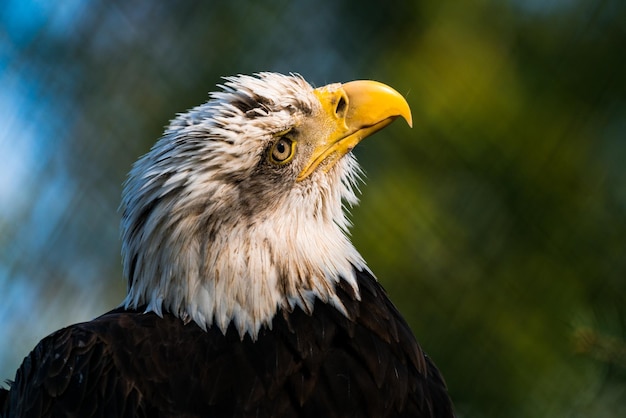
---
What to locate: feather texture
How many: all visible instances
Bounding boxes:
[2,269,452,418]
[120,73,365,339]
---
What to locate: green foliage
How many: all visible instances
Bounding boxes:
[352,0,626,415]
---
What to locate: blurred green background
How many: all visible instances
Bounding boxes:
[1,1,625,416]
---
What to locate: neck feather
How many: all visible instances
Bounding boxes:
[121,158,368,339]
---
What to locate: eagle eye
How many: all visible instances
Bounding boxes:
[269,137,296,165]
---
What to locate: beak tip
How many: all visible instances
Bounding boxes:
[396,103,412,129]
[404,112,413,128]
[399,93,413,128]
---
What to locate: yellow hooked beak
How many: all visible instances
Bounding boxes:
[297,80,412,181]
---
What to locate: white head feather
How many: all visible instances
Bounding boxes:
[120,73,366,339]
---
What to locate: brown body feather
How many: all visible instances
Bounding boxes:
[2,269,452,418]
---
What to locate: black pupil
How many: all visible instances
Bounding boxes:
[277,141,286,154]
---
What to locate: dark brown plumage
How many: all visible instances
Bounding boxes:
[2,270,452,418]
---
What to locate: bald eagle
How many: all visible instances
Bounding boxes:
[1,73,453,417]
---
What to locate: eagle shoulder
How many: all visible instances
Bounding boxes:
[2,312,149,418]
[291,268,453,417]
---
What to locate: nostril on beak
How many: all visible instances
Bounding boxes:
[335,94,347,118]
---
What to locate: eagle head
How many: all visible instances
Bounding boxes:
[120,73,411,338]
